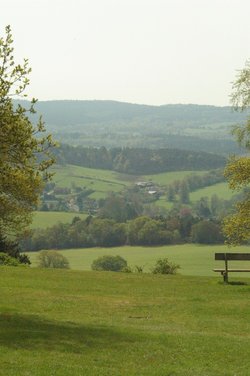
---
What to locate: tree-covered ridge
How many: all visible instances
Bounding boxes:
[17,100,247,127]
[16,100,247,153]
[55,145,226,174]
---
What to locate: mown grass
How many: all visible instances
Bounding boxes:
[31,211,87,229]
[27,244,250,277]
[0,267,249,375]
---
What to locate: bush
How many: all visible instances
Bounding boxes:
[0,252,21,266]
[38,250,70,269]
[134,265,144,273]
[91,255,127,272]
[151,258,180,275]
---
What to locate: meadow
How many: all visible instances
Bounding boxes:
[51,164,131,196]
[143,170,208,186]
[0,267,249,376]
[27,244,250,277]
[190,182,234,201]
[31,211,87,229]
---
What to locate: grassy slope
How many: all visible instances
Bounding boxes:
[0,267,250,376]
[143,170,208,185]
[27,244,250,277]
[190,182,235,201]
[31,211,87,229]
[51,164,130,192]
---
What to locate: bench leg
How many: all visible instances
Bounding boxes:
[222,271,228,283]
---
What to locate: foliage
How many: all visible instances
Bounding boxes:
[38,250,69,269]
[91,255,127,272]
[223,59,250,245]
[55,144,226,175]
[0,252,21,266]
[22,210,229,251]
[134,265,144,273]
[0,234,30,264]
[191,220,224,244]
[0,26,55,238]
[151,258,180,275]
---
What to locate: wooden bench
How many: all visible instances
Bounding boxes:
[213,253,250,283]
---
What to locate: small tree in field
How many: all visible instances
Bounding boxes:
[91,255,127,272]
[38,250,70,269]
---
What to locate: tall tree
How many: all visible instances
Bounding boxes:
[223,59,250,245]
[0,26,55,238]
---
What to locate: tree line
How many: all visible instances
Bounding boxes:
[21,212,225,252]
[54,145,226,175]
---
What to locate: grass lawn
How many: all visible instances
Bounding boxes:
[27,244,250,277]
[0,267,249,375]
[31,211,87,229]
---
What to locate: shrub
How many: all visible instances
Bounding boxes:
[91,255,127,272]
[0,252,21,266]
[38,250,70,269]
[134,265,144,273]
[122,265,133,273]
[151,258,180,275]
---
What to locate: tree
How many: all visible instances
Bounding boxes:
[223,59,250,245]
[91,255,127,272]
[38,250,70,269]
[0,26,55,239]
[191,220,224,244]
[179,181,190,204]
[0,234,30,264]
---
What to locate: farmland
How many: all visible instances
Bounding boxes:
[31,211,87,229]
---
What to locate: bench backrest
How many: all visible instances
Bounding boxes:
[215,253,250,261]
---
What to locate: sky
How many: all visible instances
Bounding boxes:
[2,0,250,106]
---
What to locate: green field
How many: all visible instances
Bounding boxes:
[31,211,87,229]
[0,267,249,375]
[27,244,250,277]
[190,182,235,201]
[51,164,131,193]
[143,170,207,186]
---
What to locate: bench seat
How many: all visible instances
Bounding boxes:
[213,269,250,273]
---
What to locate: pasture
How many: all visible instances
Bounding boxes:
[190,182,235,201]
[27,244,250,277]
[143,170,208,186]
[51,164,130,192]
[0,267,249,375]
[31,211,87,229]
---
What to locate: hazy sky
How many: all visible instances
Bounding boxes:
[2,0,250,105]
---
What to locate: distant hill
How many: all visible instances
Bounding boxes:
[17,100,248,153]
